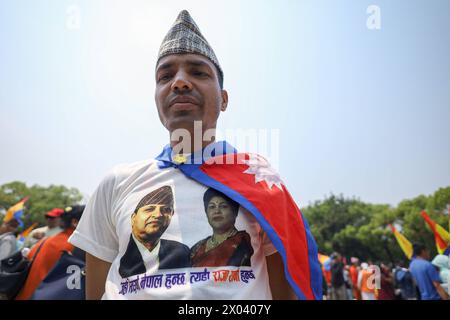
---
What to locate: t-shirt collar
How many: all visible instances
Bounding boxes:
[155,140,237,169]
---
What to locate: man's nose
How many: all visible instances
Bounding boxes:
[150,207,163,219]
[171,72,193,93]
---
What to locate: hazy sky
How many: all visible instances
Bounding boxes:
[1,0,449,207]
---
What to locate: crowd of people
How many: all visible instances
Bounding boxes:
[322,246,449,300]
[1,205,449,300]
[0,205,85,300]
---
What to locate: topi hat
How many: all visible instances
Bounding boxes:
[157,10,223,85]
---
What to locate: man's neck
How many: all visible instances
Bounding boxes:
[170,129,216,154]
[142,239,160,252]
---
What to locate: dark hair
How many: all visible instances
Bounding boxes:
[203,188,239,215]
[134,186,174,213]
[413,243,426,256]
[5,219,19,228]
[61,205,85,229]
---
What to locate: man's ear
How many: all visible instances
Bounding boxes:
[220,90,228,112]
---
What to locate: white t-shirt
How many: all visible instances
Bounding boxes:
[68,158,277,300]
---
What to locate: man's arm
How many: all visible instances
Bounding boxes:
[86,253,112,300]
[266,252,297,300]
[433,281,449,300]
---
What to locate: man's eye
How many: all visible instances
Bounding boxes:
[158,74,172,82]
[161,207,173,214]
[146,206,156,211]
[193,71,207,77]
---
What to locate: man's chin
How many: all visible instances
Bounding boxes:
[166,115,203,130]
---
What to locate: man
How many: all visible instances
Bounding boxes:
[69,10,320,300]
[16,205,85,300]
[23,208,64,249]
[119,186,190,277]
[394,262,418,300]
[329,253,347,300]
[358,262,376,300]
[0,218,20,260]
[349,257,361,300]
[409,243,449,300]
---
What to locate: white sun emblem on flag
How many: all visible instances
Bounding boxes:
[243,154,283,190]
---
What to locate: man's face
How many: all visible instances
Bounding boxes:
[154,53,228,133]
[46,216,60,229]
[0,221,19,234]
[206,196,236,233]
[131,204,174,244]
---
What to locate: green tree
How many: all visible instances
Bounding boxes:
[302,186,450,265]
[0,181,83,230]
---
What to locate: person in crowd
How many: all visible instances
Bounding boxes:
[409,243,448,300]
[377,263,396,300]
[358,262,376,300]
[15,205,85,300]
[22,208,64,249]
[349,257,361,300]
[343,264,354,299]
[431,254,449,294]
[394,262,418,300]
[330,253,348,300]
[0,218,20,260]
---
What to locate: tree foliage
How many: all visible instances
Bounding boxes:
[302,187,450,265]
[0,181,83,230]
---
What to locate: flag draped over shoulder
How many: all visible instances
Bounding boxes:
[420,211,450,255]
[388,224,413,259]
[3,197,28,228]
[178,152,322,300]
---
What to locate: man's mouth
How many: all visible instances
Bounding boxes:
[145,220,161,227]
[168,95,199,110]
[171,102,197,112]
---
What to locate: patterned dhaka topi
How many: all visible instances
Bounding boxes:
[156,10,223,84]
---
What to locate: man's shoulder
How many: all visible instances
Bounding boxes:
[0,232,16,242]
[410,258,429,269]
[100,158,158,186]
[161,239,190,252]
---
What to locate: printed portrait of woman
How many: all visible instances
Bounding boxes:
[190,188,254,267]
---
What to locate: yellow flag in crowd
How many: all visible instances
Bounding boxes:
[389,224,413,259]
[3,197,28,227]
[420,211,450,255]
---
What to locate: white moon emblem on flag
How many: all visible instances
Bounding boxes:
[242,154,283,190]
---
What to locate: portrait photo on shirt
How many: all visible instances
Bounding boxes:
[118,185,255,278]
[190,188,254,267]
[119,185,191,278]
